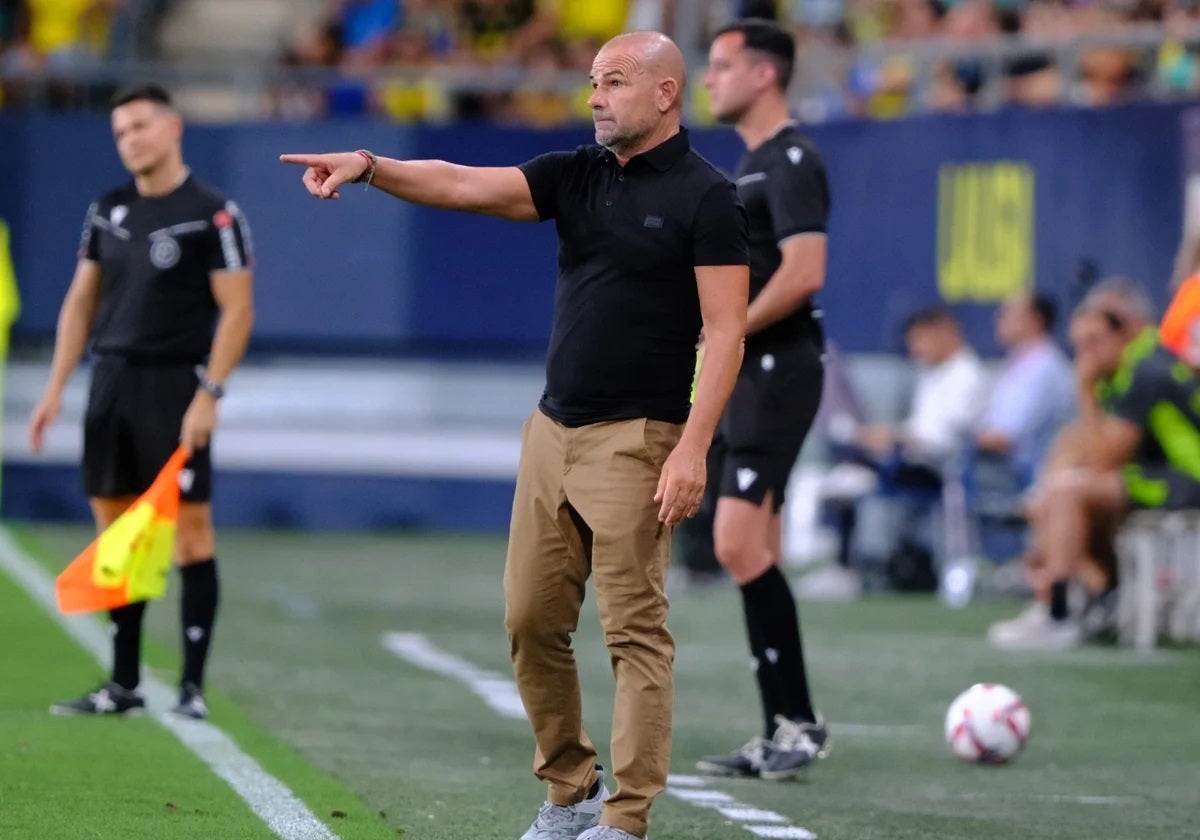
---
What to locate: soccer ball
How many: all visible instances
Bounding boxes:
[944,683,1031,764]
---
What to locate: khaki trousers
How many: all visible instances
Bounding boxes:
[504,408,683,838]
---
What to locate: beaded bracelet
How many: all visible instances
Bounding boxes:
[352,149,377,188]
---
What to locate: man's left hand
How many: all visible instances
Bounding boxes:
[654,438,707,525]
[181,392,218,451]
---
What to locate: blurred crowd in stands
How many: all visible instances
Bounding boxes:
[3,0,1200,122]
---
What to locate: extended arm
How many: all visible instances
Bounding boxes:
[280,151,540,222]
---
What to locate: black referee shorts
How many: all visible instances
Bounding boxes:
[83,356,212,503]
[706,338,824,514]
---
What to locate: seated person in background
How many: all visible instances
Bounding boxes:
[824,306,987,583]
[857,306,987,478]
[973,290,1074,492]
[990,287,1200,650]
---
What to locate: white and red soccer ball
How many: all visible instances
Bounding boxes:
[944,683,1031,764]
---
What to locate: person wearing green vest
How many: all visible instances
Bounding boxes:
[992,285,1200,651]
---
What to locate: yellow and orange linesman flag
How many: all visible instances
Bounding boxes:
[56,446,190,614]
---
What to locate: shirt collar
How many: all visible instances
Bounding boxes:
[623,127,691,172]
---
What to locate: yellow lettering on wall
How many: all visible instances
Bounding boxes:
[937,162,1034,302]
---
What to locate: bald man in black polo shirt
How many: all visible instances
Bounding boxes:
[283,31,748,840]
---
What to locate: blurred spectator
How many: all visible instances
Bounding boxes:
[822,306,987,588]
[1157,1,1199,96]
[869,306,987,468]
[336,0,401,69]
[934,0,1000,111]
[106,0,173,60]
[543,0,630,46]
[499,37,573,126]
[988,276,1200,651]
[274,20,346,120]
[7,0,122,71]
[855,0,947,118]
[457,0,543,62]
[377,26,452,123]
[1075,6,1140,105]
[975,291,1075,487]
[1000,2,1065,109]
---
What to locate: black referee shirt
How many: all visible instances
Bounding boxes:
[733,123,829,353]
[80,175,253,363]
[520,128,749,427]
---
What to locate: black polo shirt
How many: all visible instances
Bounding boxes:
[733,123,829,353]
[519,128,748,427]
[79,175,253,363]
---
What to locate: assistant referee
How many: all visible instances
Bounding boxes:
[30,84,254,720]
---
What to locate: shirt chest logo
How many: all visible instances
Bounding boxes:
[149,235,181,269]
[144,220,208,269]
[110,205,128,226]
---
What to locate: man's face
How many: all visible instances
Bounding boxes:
[111,99,180,177]
[905,323,940,365]
[587,44,660,153]
[995,292,1035,348]
[1070,310,1126,378]
[704,31,763,124]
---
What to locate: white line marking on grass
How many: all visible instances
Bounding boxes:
[664,774,708,787]
[383,631,820,839]
[743,827,818,839]
[381,631,527,720]
[0,527,340,840]
[717,807,787,822]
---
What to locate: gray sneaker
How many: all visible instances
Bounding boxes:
[759,716,821,781]
[696,735,771,777]
[520,767,610,840]
[170,682,208,720]
[577,827,644,840]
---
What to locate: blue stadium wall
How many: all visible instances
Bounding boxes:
[0,103,1190,530]
[1,102,1189,355]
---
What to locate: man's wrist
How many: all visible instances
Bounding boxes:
[194,366,225,400]
[352,149,377,186]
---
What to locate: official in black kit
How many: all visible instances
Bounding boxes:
[29,84,254,720]
[696,18,833,781]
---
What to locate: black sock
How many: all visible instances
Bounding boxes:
[586,777,600,799]
[741,565,816,734]
[1049,580,1069,621]
[740,573,782,738]
[180,558,219,689]
[109,601,147,691]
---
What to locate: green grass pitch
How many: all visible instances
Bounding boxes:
[3,523,1198,840]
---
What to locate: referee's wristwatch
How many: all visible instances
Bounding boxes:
[194,366,226,400]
